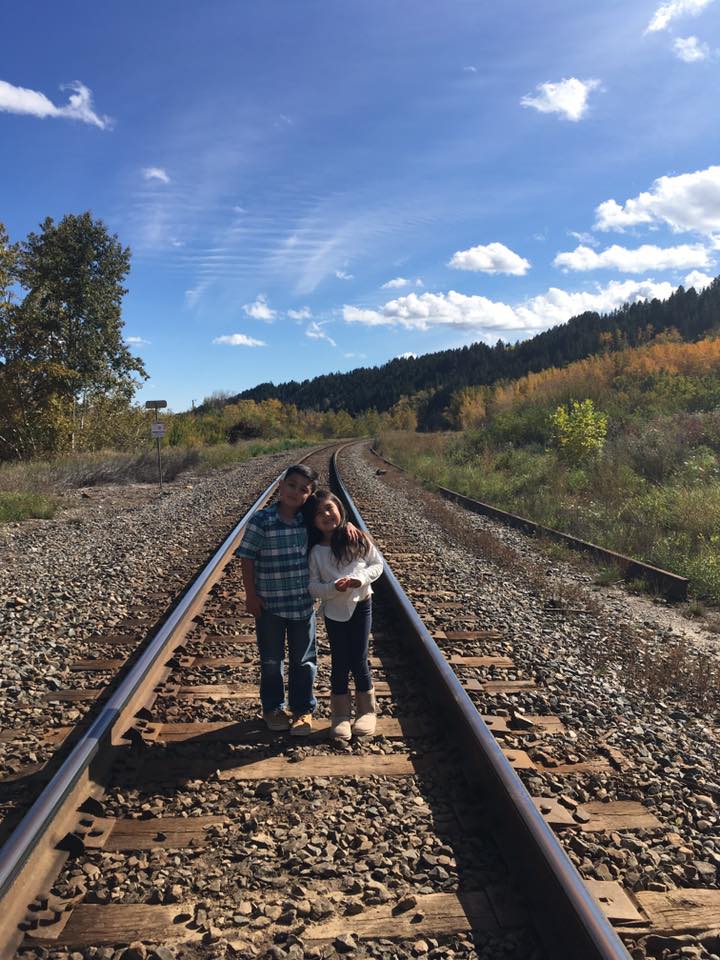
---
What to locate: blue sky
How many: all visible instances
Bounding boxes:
[2,0,720,411]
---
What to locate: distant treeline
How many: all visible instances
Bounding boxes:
[234,279,720,429]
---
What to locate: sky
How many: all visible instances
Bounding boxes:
[2,0,720,411]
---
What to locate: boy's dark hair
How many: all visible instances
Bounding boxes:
[284,464,318,491]
[310,489,371,564]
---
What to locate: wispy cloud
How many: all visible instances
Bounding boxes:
[568,230,599,247]
[382,277,424,289]
[305,320,337,347]
[125,335,151,345]
[0,79,111,129]
[185,281,212,309]
[212,333,266,347]
[243,294,276,321]
[594,164,720,234]
[554,242,711,273]
[673,35,710,61]
[521,78,600,122]
[143,167,171,184]
[463,66,478,73]
[449,242,531,275]
[343,279,676,334]
[335,269,354,280]
[288,306,312,320]
[645,0,715,33]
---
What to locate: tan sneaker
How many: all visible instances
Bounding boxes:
[264,708,290,732]
[290,712,313,736]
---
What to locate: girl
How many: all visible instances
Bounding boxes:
[308,490,383,740]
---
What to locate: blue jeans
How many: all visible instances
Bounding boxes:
[255,610,317,715]
[325,599,373,695]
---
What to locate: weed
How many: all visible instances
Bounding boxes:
[594,565,621,587]
[684,599,706,619]
[0,492,57,523]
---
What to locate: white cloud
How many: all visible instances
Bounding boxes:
[520,77,600,122]
[243,294,276,322]
[0,79,111,129]
[288,307,312,320]
[646,0,714,33]
[449,242,531,275]
[305,321,337,347]
[335,270,354,280]
[397,352,417,359]
[673,35,710,61]
[554,242,711,273]
[125,336,151,346]
[684,269,714,289]
[143,167,170,184]
[212,333,266,347]
[463,66,478,73]
[343,279,676,334]
[595,165,720,235]
[382,277,424,289]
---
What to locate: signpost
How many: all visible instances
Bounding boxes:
[145,400,167,492]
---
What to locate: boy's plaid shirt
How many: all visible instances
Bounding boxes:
[236,503,313,619]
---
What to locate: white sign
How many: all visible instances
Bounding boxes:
[150,422,166,438]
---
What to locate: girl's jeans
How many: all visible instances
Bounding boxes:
[255,610,317,715]
[325,599,373,695]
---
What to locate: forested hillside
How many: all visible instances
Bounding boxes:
[236,279,720,428]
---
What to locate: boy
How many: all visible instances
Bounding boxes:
[237,464,318,735]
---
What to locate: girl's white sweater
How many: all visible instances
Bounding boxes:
[308,542,383,622]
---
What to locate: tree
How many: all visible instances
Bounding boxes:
[550,399,608,465]
[0,213,147,457]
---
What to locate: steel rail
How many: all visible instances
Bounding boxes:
[369,445,688,601]
[0,471,284,934]
[332,445,631,960]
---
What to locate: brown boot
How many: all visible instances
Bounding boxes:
[330,693,352,740]
[352,688,376,738]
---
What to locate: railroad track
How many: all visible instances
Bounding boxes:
[0,443,716,959]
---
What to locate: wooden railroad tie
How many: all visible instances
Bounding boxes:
[28,880,717,948]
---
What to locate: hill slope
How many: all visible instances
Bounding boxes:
[235,279,720,428]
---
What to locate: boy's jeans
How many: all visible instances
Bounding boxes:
[255,610,317,715]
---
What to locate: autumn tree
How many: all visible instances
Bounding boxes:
[550,399,608,465]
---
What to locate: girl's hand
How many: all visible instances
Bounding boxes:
[335,577,362,591]
[346,522,362,543]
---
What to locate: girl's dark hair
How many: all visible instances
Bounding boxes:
[310,489,371,564]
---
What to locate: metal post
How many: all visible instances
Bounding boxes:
[154,408,163,493]
[145,400,167,493]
